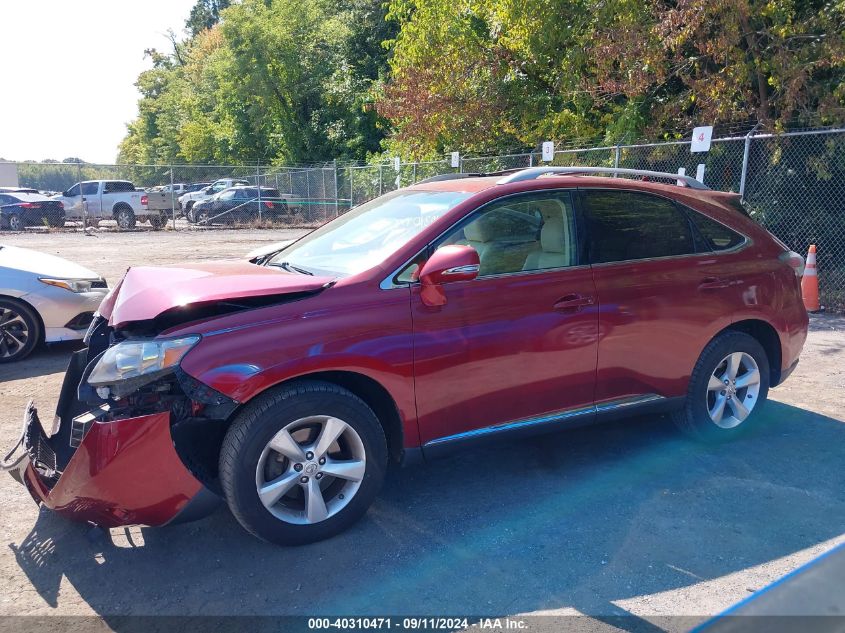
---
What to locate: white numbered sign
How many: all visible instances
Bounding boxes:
[691,126,713,153]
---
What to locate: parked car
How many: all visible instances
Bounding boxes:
[5,167,808,545]
[179,178,250,215]
[0,245,108,362]
[0,187,40,194]
[0,192,65,231]
[53,180,171,230]
[190,186,297,224]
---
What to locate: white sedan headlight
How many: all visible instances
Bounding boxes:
[39,277,104,293]
[88,336,200,398]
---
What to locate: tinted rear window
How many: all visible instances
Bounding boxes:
[584,190,696,264]
[104,181,135,193]
[688,210,745,251]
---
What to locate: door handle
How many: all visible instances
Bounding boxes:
[698,277,732,290]
[553,294,595,311]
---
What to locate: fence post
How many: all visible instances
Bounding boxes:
[256,162,262,223]
[528,152,533,168]
[333,159,339,217]
[170,164,176,229]
[77,161,87,231]
[348,166,354,209]
[378,164,383,195]
[412,162,417,184]
[305,169,311,220]
[739,124,760,199]
[614,145,621,173]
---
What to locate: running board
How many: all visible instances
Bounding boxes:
[422,394,676,458]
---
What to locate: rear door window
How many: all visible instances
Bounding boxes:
[583,190,696,264]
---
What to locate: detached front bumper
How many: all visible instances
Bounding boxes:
[5,349,221,528]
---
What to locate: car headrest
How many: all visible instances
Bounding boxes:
[540,215,566,253]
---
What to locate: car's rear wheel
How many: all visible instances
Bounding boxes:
[0,298,41,363]
[149,215,164,230]
[672,331,769,443]
[219,381,388,545]
[114,206,136,230]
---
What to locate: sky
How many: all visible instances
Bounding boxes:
[0,0,197,164]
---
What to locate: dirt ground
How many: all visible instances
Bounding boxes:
[0,228,843,628]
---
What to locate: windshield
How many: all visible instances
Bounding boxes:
[268,189,471,276]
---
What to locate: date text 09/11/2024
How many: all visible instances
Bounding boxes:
[307,618,527,630]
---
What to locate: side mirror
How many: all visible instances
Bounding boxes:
[62,190,69,197]
[418,245,480,307]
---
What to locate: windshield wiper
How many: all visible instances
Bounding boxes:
[272,261,314,276]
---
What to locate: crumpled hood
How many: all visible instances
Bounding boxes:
[100,260,334,327]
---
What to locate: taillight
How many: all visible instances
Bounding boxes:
[264,201,273,209]
[779,250,805,278]
[141,194,148,206]
[57,201,64,210]
[19,202,39,209]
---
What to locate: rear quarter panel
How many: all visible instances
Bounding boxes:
[673,189,809,372]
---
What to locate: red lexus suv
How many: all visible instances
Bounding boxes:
[5,167,808,545]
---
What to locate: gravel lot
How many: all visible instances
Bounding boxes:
[1,229,844,628]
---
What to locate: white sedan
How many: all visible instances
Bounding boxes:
[0,245,108,362]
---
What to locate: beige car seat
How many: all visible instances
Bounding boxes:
[523,200,574,270]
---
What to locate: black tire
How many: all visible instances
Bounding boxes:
[195,208,210,225]
[8,214,23,231]
[672,331,770,443]
[219,380,388,545]
[0,298,41,363]
[46,213,65,228]
[149,215,164,230]
[114,206,136,230]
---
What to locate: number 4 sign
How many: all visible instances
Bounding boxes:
[691,126,713,153]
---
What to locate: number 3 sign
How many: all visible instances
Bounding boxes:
[691,126,713,153]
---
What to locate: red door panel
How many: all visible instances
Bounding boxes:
[591,255,737,403]
[411,268,598,444]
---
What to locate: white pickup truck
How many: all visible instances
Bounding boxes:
[54,180,172,230]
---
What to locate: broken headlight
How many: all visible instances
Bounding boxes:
[87,336,200,399]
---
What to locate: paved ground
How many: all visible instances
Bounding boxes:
[0,229,844,629]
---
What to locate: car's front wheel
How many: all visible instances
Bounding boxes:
[220,381,388,545]
[672,331,770,443]
[0,298,41,363]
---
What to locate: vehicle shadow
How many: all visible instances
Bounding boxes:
[0,342,80,383]
[8,400,845,627]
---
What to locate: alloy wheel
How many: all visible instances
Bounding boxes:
[706,351,761,429]
[8,215,22,231]
[255,415,366,525]
[0,307,30,359]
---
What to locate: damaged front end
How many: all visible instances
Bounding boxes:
[4,315,237,528]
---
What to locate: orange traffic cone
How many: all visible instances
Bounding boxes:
[801,244,821,312]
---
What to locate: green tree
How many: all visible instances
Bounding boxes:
[378,0,845,157]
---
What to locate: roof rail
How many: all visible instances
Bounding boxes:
[414,173,483,185]
[496,166,710,190]
[414,167,525,186]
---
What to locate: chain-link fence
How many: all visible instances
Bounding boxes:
[3,126,844,309]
